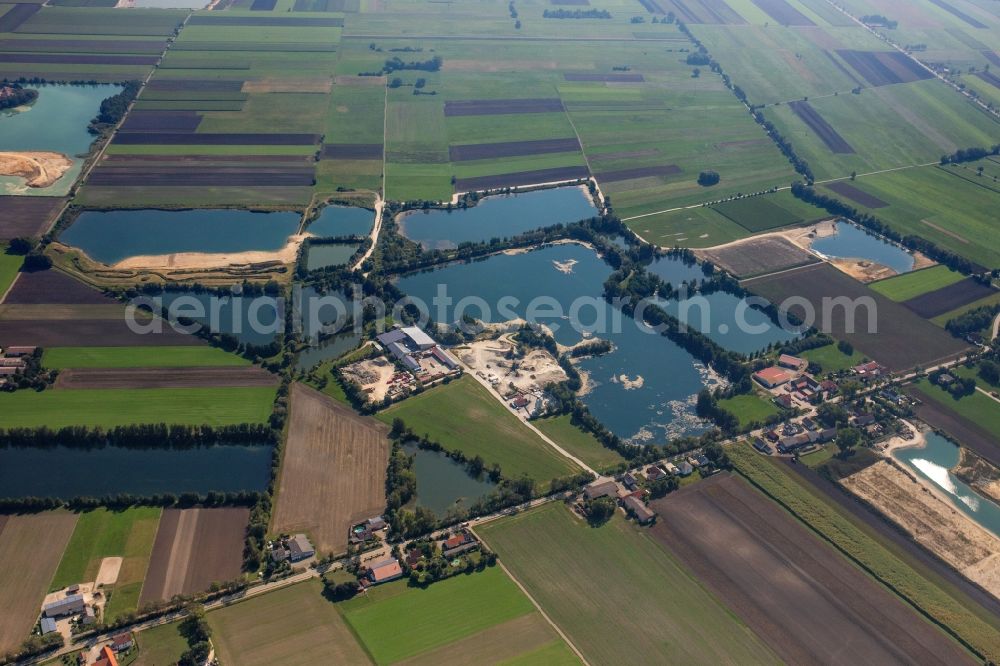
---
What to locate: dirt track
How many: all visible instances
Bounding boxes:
[271,383,389,555]
[139,507,248,606]
[55,366,278,389]
[650,473,974,665]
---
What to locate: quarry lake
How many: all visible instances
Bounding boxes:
[60,209,302,264]
[811,221,914,275]
[309,205,375,238]
[0,83,120,196]
[403,442,497,517]
[397,186,598,250]
[396,243,720,443]
[306,243,358,271]
[0,444,272,499]
[893,433,1000,538]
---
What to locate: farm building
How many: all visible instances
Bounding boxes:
[583,478,620,500]
[288,534,315,562]
[753,366,791,388]
[40,617,57,635]
[376,326,461,378]
[368,558,403,585]
[623,496,655,524]
[778,354,807,372]
[42,593,85,618]
[3,346,36,357]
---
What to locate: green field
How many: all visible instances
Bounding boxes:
[625,206,750,248]
[378,376,580,487]
[134,621,188,666]
[209,580,370,666]
[534,415,625,472]
[717,392,781,428]
[912,378,1000,440]
[50,507,161,621]
[801,342,865,373]
[729,444,1000,662]
[478,502,778,664]
[711,192,823,232]
[340,567,536,664]
[0,248,21,297]
[0,386,276,428]
[869,265,966,302]
[43,346,249,369]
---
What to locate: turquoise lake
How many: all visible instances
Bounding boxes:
[396,243,715,443]
[811,221,914,275]
[309,205,375,238]
[403,442,496,517]
[893,432,1000,538]
[397,186,598,250]
[306,243,359,271]
[0,83,120,196]
[0,444,272,499]
[60,209,302,265]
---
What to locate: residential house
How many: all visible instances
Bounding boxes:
[645,465,666,481]
[662,462,678,475]
[92,646,119,666]
[622,472,638,490]
[775,394,793,409]
[287,534,315,562]
[110,634,133,652]
[583,478,619,500]
[677,461,694,476]
[442,532,478,558]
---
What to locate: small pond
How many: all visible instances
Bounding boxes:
[309,205,375,238]
[811,221,914,275]
[403,442,497,517]
[296,330,363,369]
[0,444,272,499]
[60,209,302,265]
[646,254,705,287]
[893,432,1000,538]
[0,83,121,196]
[397,186,598,250]
[306,243,359,271]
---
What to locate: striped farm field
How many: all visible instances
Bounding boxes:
[869,265,966,302]
[43,346,249,369]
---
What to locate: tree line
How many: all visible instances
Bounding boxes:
[89,80,141,134]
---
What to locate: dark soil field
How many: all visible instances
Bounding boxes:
[321,143,383,159]
[0,38,167,53]
[902,278,996,318]
[0,53,158,65]
[701,235,817,278]
[595,164,680,182]
[454,166,589,192]
[984,52,1000,69]
[906,385,1000,466]
[825,181,889,208]
[744,263,971,371]
[444,98,565,116]
[250,0,277,9]
[102,154,311,165]
[113,132,321,145]
[650,473,975,665]
[563,73,644,82]
[976,71,1000,91]
[788,101,854,154]
[750,0,814,25]
[0,319,204,347]
[0,3,41,33]
[823,50,865,87]
[146,79,245,92]
[836,50,934,87]
[662,0,746,24]
[449,137,580,161]
[781,458,1000,620]
[139,507,249,605]
[926,0,987,28]
[4,269,111,305]
[0,197,64,240]
[119,110,202,133]
[187,15,343,26]
[55,366,278,389]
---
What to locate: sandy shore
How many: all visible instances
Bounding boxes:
[112,233,308,270]
[0,151,72,188]
[879,419,926,456]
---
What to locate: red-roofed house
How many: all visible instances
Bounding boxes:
[93,646,119,666]
[368,559,403,585]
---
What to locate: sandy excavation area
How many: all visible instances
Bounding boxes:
[111,233,308,270]
[95,556,122,587]
[454,336,566,394]
[0,151,72,188]
[842,460,1000,598]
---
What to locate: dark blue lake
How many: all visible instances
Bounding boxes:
[396,243,715,443]
[811,221,914,274]
[397,186,598,250]
[308,205,375,238]
[61,209,302,265]
[0,445,272,499]
[403,442,497,517]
